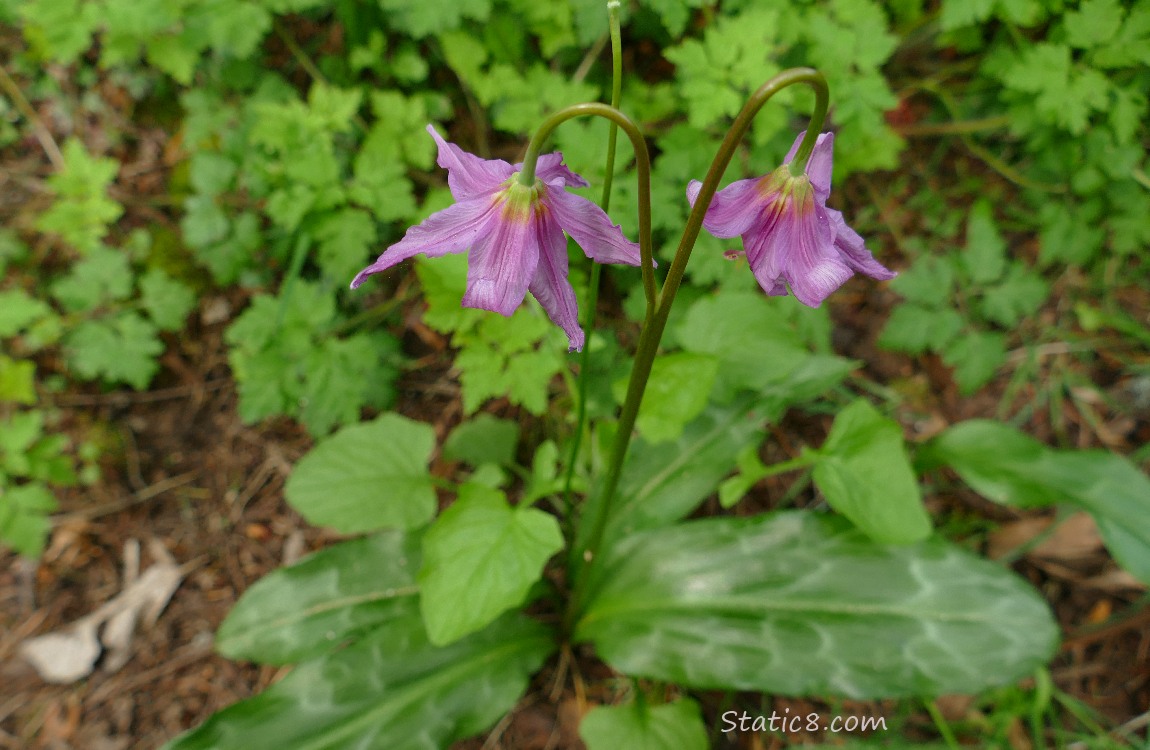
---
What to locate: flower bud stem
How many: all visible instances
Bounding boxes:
[561,0,625,529]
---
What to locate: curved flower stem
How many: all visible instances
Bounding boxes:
[518,104,656,314]
[565,68,830,632]
[561,0,624,527]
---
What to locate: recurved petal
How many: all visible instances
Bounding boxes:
[426,124,515,201]
[532,153,590,188]
[529,209,584,352]
[688,178,766,239]
[350,196,497,289]
[461,208,541,317]
[827,208,897,281]
[544,186,642,267]
[784,131,834,201]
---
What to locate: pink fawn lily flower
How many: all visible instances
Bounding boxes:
[352,125,642,351]
[686,131,895,306]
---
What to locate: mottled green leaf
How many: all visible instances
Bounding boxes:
[577,512,1058,698]
[217,532,422,665]
[574,401,765,563]
[165,613,554,750]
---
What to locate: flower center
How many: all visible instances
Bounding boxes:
[496,177,545,224]
[757,165,815,217]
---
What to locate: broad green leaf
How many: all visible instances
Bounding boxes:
[216,532,422,665]
[928,421,1150,584]
[419,485,562,645]
[576,512,1058,698]
[285,413,437,533]
[580,698,708,750]
[442,414,520,467]
[613,353,720,444]
[921,421,1053,508]
[165,613,554,750]
[812,400,931,544]
[573,401,765,563]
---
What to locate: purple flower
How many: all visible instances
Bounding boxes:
[352,125,642,351]
[687,131,894,306]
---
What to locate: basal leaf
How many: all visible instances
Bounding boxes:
[928,421,1150,583]
[165,613,554,750]
[573,400,765,566]
[285,413,437,533]
[216,531,422,665]
[576,512,1058,698]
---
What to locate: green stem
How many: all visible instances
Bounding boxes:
[565,68,830,632]
[561,0,624,526]
[517,104,656,314]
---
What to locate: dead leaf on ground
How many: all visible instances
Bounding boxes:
[987,512,1104,564]
[19,539,184,684]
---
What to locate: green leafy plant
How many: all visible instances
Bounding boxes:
[163,27,1075,744]
[880,200,1049,393]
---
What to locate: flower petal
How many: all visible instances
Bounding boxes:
[784,131,834,201]
[745,196,848,307]
[781,205,852,307]
[544,186,642,267]
[350,197,497,289]
[461,207,541,317]
[532,153,590,188]
[688,178,768,239]
[426,124,515,201]
[529,208,584,351]
[828,208,897,281]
